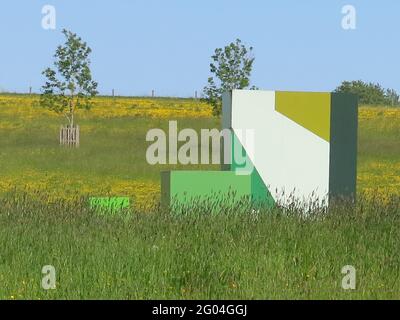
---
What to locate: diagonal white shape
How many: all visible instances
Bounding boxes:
[229,89,330,207]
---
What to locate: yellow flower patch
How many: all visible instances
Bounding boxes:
[0,95,213,120]
[0,170,160,210]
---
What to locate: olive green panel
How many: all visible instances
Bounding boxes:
[275,91,331,142]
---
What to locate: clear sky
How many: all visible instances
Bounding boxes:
[0,0,399,97]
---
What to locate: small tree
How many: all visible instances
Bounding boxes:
[40,29,98,128]
[203,39,256,116]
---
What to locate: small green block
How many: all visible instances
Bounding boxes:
[89,197,130,213]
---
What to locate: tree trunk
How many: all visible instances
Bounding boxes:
[70,90,75,128]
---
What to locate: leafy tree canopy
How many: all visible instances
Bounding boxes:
[203,39,257,116]
[335,80,399,106]
[39,29,98,127]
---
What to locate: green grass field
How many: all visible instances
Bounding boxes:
[0,95,399,299]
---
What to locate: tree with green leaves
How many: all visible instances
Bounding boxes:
[39,29,98,128]
[203,39,257,116]
[334,80,399,106]
[385,88,400,106]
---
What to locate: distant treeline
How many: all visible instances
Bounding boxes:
[335,80,400,106]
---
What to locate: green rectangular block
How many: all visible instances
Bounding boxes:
[329,93,358,201]
[89,197,130,213]
[161,171,253,207]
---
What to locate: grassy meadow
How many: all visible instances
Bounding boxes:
[0,94,399,299]
[0,94,218,208]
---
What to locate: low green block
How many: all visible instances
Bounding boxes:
[161,171,255,207]
[89,197,130,213]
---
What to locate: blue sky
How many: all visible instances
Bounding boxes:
[0,0,399,96]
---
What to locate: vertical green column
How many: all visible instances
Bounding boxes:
[329,93,358,201]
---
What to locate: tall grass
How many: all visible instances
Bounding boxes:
[0,96,399,299]
[0,192,399,300]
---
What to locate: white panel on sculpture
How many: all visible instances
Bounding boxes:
[229,89,330,207]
